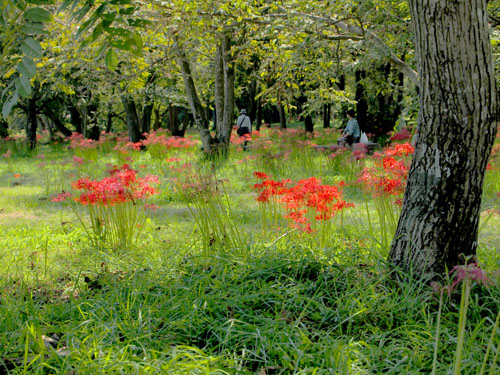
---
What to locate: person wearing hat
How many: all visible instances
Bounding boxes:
[338,109,360,146]
[236,109,252,136]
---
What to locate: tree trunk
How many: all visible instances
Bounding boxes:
[214,42,225,136]
[323,104,330,128]
[255,98,262,131]
[106,103,113,133]
[278,103,287,129]
[355,70,368,132]
[0,119,8,138]
[389,0,498,276]
[68,104,82,134]
[44,109,72,137]
[175,44,214,153]
[153,106,160,131]
[141,98,154,134]
[220,33,235,148]
[26,82,38,150]
[121,94,143,143]
[248,77,258,122]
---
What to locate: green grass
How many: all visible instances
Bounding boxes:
[0,129,499,374]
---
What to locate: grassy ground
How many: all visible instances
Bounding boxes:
[0,127,499,374]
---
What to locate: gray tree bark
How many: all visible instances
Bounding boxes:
[214,43,225,136]
[175,44,215,153]
[221,33,235,146]
[389,0,498,276]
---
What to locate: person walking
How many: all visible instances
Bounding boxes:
[236,109,252,136]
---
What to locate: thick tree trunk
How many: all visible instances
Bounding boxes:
[389,0,498,276]
[121,95,143,143]
[175,44,215,153]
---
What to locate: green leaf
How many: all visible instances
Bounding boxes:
[105,27,132,38]
[16,57,37,78]
[118,6,136,15]
[127,18,151,28]
[24,8,52,23]
[20,37,43,58]
[15,75,32,98]
[2,91,19,118]
[22,21,48,35]
[105,48,118,71]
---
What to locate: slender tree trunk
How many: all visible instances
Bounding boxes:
[256,98,262,131]
[389,0,498,276]
[0,119,8,138]
[355,70,368,132]
[214,43,225,137]
[248,78,258,122]
[141,98,153,134]
[106,103,113,133]
[26,82,39,149]
[323,104,331,128]
[121,94,143,143]
[278,103,287,129]
[153,106,160,131]
[175,44,214,153]
[221,33,235,147]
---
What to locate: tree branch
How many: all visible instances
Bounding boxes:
[269,8,419,86]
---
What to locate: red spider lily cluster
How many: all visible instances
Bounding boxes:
[67,132,97,150]
[358,142,414,198]
[384,142,415,157]
[51,164,159,206]
[142,131,198,149]
[253,172,353,232]
[390,128,412,141]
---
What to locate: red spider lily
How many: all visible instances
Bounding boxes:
[384,142,415,157]
[253,171,270,180]
[253,173,353,231]
[72,156,85,165]
[352,143,368,160]
[67,132,97,150]
[165,157,181,163]
[13,174,20,178]
[51,191,72,202]
[390,128,412,141]
[70,164,159,206]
